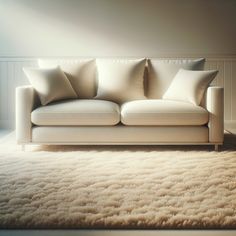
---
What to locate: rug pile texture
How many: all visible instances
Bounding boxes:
[0,133,236,229]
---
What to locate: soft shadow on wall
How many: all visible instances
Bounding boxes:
[0,0,236,57]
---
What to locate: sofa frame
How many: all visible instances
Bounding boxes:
[16,86,224,151]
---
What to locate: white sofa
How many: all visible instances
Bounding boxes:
[16,58,224,151]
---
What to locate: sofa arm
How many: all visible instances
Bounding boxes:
[16,86,40,144]
[206,86,224,143]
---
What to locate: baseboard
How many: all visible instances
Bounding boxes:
[225,120,236,129]
[0,120,14,129]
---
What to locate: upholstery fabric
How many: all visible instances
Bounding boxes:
[163,69,218,105]
[23,67,77,105]
[121,100,208,126]
[206,87,224,143]
[32,126,209,144]
[15,82,223,145]
[31,99,120,126]
[147,58,205,99]
[38,59,96,98]
[95,58,146,104]
[16,86,40,143]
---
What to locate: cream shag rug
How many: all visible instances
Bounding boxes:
[0,133,236,229]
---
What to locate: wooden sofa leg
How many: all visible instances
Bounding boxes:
[214,144,219,152]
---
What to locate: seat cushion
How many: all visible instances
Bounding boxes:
[31,99,120,126]
[121,100,208,126]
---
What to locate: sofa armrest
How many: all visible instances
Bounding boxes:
[205,86,224,143]
[16,86,40,144]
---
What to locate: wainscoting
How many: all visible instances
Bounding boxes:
[0,57,236,129]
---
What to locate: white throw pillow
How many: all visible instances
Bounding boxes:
[23,66,77,105]
[95,58,146,104]
[38,59,96,98]
[163,69,218,105]
[147,58,205,98]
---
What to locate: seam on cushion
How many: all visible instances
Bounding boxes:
[122,112,207,114]
[122,123,207,125]
[33,112,118,114]
[122,119,208,125]
[123,119,207,122]
[123,118,207,122]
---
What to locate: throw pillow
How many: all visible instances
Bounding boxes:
[147,58,205,98]
[163,69,218,105]
[23,66,77,105]
[38,59,96,98]
[95,58,146,104]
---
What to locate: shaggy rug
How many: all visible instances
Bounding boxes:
[0,133,236,229]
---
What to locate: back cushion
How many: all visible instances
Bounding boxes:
[147,58,205,99]
[95,58,146,104]
[38,59,96,99]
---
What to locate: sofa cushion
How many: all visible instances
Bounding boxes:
[23,66,77,105]
[121,100,208,126]
[38,59,96,98]
[147,58,205,99]
[163,69,218,106]
[95,58,146,104]
[31,99,120,126]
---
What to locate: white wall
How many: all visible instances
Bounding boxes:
[0,0,236,128]
[0,0,236,57]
